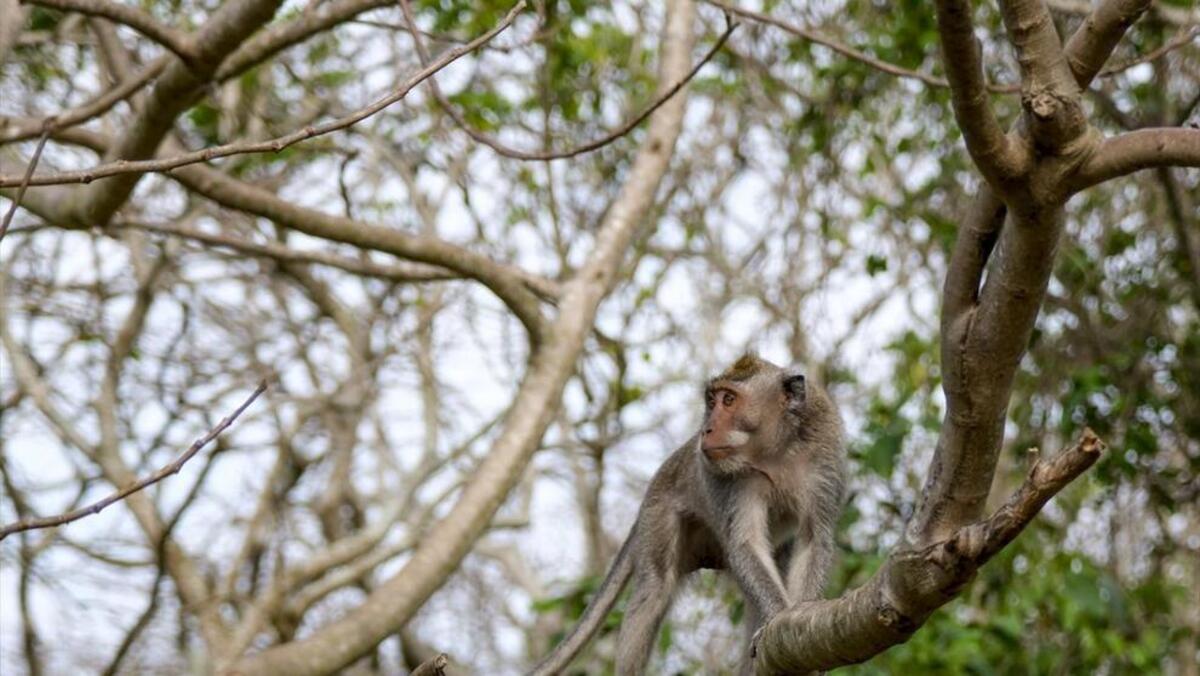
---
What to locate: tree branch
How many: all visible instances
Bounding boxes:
[0,57,168,143]
[106,220,474,286]
[0,381,266,540]
[0,124,49,242]
[910,0,1152,546]
[0,1,526,188]
[934,0,1026,186]
[168,163,551,339]
[1062,0,1153,86]
[53,0,284,227]
[1048,0,1196,28]
[754,430,1104,673]
[1071,127,1200,191]
[410,654,449,676]
[22,0,195,62]
[997,0,1090,151]
[708,0,1016,93]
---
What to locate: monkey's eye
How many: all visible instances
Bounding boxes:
[705,391,715,408]
[722,391,736,407]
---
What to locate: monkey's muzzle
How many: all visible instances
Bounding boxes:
[702,446,735,462]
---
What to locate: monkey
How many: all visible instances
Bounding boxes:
[530,354,845,676]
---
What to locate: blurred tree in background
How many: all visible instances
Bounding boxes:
[0,0,1196,674]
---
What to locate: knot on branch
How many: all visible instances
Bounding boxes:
[1020,87,1088,153]
[876,604,916,633]
[411,653,449,676]
[1026,91,1059,121]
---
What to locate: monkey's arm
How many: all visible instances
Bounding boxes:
[726,502,789,619]
[529,534,635,676]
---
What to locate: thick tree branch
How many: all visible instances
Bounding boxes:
[755,431,1104,674]
[1071,127,1200,191]
[1062,0,1155,84]
[934,0,1026,186]
[911,0,1152,547]
[55,0,283,226]
[0,0,26,66]
[940,185,1006,330]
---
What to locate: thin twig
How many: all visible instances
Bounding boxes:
[705,0,1025,93]
[0,2,527,188]
[402,0,738,161]
[1099,25,1199,78]
[0,381,268,540]
[0,123,51,243]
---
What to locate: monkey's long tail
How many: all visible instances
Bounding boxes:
[528,535,635,676]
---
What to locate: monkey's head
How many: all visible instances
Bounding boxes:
[699,354,813,474]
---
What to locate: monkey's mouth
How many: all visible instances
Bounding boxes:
[702,446,736,461]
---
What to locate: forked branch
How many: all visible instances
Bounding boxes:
[754,430,1104,674]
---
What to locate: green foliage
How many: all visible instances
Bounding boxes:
[853,331,940,478]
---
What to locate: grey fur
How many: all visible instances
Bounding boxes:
[530,356,845,676]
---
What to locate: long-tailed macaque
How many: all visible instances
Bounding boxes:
[531,354,846,675]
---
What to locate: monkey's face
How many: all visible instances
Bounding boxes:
[700,378,765,474]
[700,369,807,475]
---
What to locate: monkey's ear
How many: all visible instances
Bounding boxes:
[783,373,806,410]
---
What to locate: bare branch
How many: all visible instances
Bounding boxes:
[0,123,49,243]
[0,1,525,188]
[0,381,267,541]
[169,162,551,338]
[22,0,195,62]
[1071,127,1200,191]
[215,0,394,81]
[107,220,474,286]
[402,0,736,161]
